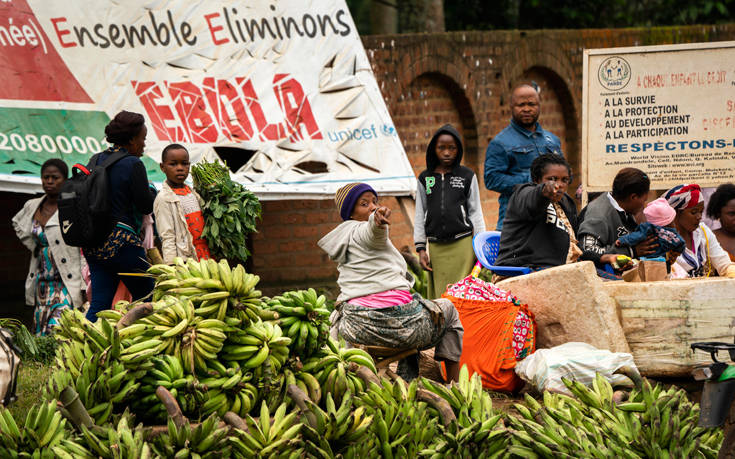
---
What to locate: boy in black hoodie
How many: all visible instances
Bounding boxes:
[414,124,486,299]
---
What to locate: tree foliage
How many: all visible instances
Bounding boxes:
[447,0,735,30]
[346,0,735,34]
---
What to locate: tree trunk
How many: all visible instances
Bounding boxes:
[398,0,445,33]
[370,0,398,34]
[506,0,520,29]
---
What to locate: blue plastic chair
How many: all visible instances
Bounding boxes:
[472,231,532,277]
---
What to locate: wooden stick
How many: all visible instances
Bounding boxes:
[116,303,154,329]
[348,362,381,387]
[384,368,408,389]
[614,366,643,389]
[223,412,248,432]
[416,388,456,426]
[286,384,317,428]
[59,386,94,429]
[155,386,186,428]
[375,349,418,369]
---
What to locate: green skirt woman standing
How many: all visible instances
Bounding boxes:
[414,125,485,299]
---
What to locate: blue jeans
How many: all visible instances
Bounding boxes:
[85,242,154,322]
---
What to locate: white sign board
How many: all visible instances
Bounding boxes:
[0,0,415,199]
[582,41,735,191]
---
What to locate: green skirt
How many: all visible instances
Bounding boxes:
[427,236,476,299]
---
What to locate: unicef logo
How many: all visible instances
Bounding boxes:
[381,124,396,136]
[598,56,631,91]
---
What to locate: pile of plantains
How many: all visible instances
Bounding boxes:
[0,257,723,458]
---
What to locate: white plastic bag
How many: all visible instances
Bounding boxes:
[515,342,639,395]
[0,329,21,406]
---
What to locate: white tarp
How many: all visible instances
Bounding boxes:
[0,0,415,198]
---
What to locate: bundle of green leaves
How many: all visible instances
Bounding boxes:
[191,160,262,263]
[0,319,57,364]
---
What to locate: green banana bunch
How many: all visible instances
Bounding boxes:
[303,338,377,406]
[228,401,304,458]
[420,414,507,459]
[55,309,127,374]
[151,415,230,459]
[406,262,429,300]
[73,412,153,459]
[200,382,259,418]
[354,379,441,459]
[621,378,722,457]
[181,317,227,373]
[421,365,498,425]
[122,296,226,374]
[299,390,374,456]
[505,373,722,458]
[133,355,201,422]
[0,400,81,459]
[55,309,112,352]
[283,367,322,405]
[220,320,291,376]
[266,288,330,359]
[417,365,509,457]
[46,351,138,425]
[149,258,263,314]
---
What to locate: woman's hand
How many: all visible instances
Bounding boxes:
[374,206,391,226]
[541,180,564,203]
[634,234,658,257]
[419,250,432,271]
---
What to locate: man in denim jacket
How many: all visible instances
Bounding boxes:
[484,84,564,230]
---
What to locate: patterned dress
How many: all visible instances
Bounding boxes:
[31,220,72,335]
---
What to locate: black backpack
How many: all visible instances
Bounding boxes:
[58,150,129,247]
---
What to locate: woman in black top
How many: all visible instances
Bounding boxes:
[497,154,622,270]
[84,111,156,321]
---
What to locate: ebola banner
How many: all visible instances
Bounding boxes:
[582,41,735,191]
[0,0,415,198]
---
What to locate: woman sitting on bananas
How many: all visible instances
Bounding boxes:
[318,183,464,382]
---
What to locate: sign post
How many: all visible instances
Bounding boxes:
[582,42,735,192]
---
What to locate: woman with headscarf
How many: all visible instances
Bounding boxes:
[318,182,464,381]
[83,111,157,321]
[664,184,735,279]
[12,159,85,335]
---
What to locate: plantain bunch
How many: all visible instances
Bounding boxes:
[265,288,331,359]
[506,373,722,458]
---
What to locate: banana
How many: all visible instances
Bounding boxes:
[161,318,189,338]
[243,345,270,369]
[122,338,163,355]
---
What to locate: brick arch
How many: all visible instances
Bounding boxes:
[397,53,481,169]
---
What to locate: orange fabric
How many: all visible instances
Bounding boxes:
[443,294,536,392]
[171,185,211,260]
[112,281,132,306]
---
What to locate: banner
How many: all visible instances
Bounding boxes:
[582,41,735,191]
[0,1,415,198]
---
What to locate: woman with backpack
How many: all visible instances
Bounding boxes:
[83,111,156,322]
[12,159,85,335]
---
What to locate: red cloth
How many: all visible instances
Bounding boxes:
[171,185,211,260]
[443,294,535,392]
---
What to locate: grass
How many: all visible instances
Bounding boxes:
[8,361,52,423]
